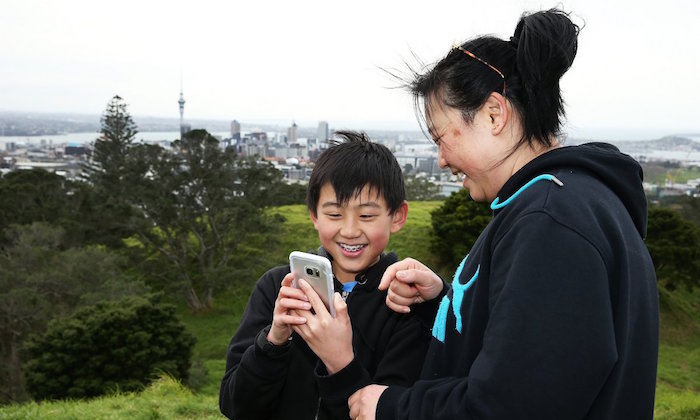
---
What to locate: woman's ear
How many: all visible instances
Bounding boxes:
[485,92,509,135]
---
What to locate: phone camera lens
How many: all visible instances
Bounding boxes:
[305,267,314,275]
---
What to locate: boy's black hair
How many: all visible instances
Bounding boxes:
[306,130,406,216]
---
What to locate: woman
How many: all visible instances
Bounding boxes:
[349,8,658,420]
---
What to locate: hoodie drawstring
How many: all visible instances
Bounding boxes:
[490,174,564,210]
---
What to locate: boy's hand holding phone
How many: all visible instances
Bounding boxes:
[291,279,354,374]
[267,273,311,345]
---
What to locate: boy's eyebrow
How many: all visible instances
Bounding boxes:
[319,201,383,209]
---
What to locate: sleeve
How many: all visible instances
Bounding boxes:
[316,304,433,419]
[377,212,618,419]
[219,268,293,420]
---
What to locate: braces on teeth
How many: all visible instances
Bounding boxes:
[341,244,364,252]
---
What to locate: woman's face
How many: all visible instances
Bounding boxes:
[427,102,512,202]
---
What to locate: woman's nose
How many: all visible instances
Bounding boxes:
[437,147,447,168]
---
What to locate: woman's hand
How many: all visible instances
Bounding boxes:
[267,273,311,345]
[348,384,388,420]
[291,279,354,374]
[379,258,443,313]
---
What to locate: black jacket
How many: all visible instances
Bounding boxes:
[220,249,432,419]
[378,143,659,419]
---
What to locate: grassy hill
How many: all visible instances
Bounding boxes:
[1,202,698,419]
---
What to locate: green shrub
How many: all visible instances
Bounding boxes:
[22,295,196,401]
[430,189,492,272]
[646,207,700,291]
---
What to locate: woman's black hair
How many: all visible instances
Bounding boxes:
[306,130,406,216]
[410,8,580,149]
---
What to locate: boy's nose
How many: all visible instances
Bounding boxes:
[340,219,361,238]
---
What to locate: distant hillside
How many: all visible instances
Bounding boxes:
[565,134,700,154]
[616,136,700,153]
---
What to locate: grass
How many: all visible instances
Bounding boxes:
[0,376,222,420]
[642,163,700,185]
[1,202,698,419]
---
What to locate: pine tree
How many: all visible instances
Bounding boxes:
[85,95,138,193]
[80,95,140,247]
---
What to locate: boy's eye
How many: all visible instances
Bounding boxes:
[360,214,377,219]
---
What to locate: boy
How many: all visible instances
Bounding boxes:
[219,131,431,420]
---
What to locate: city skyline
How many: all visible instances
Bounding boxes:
[1,0,699,141]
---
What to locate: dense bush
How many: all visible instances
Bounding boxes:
[22,295,196,401]
[429,189,492,272]
[646,207,700,291]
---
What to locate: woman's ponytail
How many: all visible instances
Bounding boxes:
[512,9,580,145]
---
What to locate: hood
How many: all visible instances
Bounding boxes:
[495,142,648,237]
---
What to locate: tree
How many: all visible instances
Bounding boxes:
[87,95,138,187]
[405,175,443,201]
[646,207,700,291]
[22,295,195,401]
[125,130,282,311]
[0,169,71,245]
[0,168,109,249]
[430,189,493,271]
[81,95,140,248]
[0,222,148,403]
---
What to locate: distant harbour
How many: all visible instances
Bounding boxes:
[0,131,231,146]
[2,131,700,165]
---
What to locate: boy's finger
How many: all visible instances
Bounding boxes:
[277,313,307,325]
[281,272,295,286]
[279,297,312,311]
[297,279,329,316]
[279,285,310,301]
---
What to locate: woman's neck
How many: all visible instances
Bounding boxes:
[507,138,560,179]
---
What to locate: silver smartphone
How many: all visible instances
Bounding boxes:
[289,251,336,317]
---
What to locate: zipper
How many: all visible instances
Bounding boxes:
[314,396,321,419]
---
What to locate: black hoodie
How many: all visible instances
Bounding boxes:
[377,143,659,419]
[220,250,432,420]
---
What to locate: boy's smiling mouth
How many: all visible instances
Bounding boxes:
[339,243,367,252]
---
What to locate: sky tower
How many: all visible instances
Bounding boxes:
[178,85,186,136]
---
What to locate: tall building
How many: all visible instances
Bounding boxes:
[317,121,329,143]
[178,87,187,136]
[230,120,241,141]
[287,121,298,144]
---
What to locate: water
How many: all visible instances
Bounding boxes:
[2,132,699,164]
[0,131,231,147]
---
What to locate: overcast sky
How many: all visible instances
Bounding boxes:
[1,0,698,139]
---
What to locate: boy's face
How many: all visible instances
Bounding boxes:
[310,183,407,284]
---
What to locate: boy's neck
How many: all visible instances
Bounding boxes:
[332,255,382,284]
